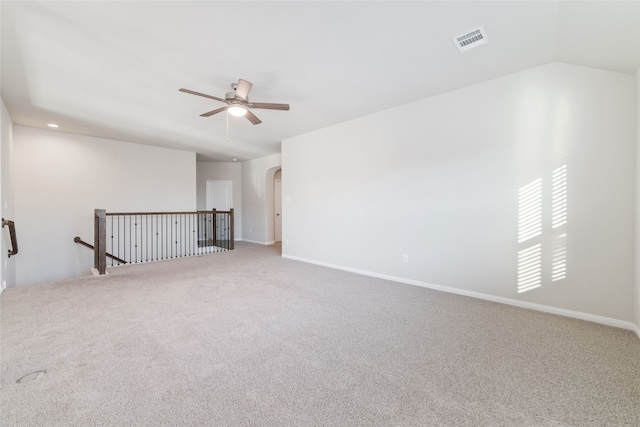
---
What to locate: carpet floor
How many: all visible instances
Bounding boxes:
[1,242,639,426]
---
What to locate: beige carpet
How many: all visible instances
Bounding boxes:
[1,242,639,426]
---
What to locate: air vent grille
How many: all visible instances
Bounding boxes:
[453,26,489,53]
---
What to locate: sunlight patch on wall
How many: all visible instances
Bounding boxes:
[518,243,542,293]
[517,165,568,293]
[552,165,567,228]
[551,233,567,282]
[551,164,567,282]
[518,178,542,243]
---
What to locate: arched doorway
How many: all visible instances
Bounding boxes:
[264,166,282,248]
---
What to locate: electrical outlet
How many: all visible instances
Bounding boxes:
[2,281,6,290]
[285,239,289,246]
[402,254,409,264]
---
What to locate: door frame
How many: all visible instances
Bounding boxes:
[274,171,282,242]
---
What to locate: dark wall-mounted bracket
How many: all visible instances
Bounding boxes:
[2,218,18,258]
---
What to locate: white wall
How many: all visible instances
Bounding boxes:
[241,153,281,244]
[283,62,636,324]
[14,126,196,286]
[1,99,16,289]
[196,161,242,240]
[635,67,640,334]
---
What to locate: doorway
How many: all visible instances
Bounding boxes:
[205,180,232,242]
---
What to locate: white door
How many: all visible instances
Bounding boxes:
[274,178,282,242]
[206,180,232,211]
[205,181,232,242]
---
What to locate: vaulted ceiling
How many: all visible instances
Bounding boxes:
[2,1,638,161]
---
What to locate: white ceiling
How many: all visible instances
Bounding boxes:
[2,1,638,161]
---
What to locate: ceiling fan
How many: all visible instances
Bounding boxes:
[179,79,289,125]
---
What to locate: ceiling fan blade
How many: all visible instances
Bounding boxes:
[200,106,227,117]
[249,102,290,111]
[245,110,262,125]
[235,79,253,100]
[179,88,226,103]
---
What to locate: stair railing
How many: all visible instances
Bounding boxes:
[92,209,234,275]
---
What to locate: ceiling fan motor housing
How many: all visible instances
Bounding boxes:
[226,91,247,102]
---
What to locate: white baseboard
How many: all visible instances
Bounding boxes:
[241,239,275,245]
[633,323,640,340]
[282,254,639,335]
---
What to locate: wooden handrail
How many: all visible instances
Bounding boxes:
[2,218,18,258]
[74,236,127,265]
[105,210,233,216]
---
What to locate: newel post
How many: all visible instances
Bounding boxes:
[229,208,234,250]
[94,209,107,275]
[212,209,217,247]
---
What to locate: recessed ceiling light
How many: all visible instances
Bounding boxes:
[47,123,59,128]
[232,158,238,162]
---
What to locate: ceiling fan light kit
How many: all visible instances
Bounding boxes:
[227,105,248,117]
[180,79,290,125]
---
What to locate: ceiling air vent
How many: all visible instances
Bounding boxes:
[452,26,488,53]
